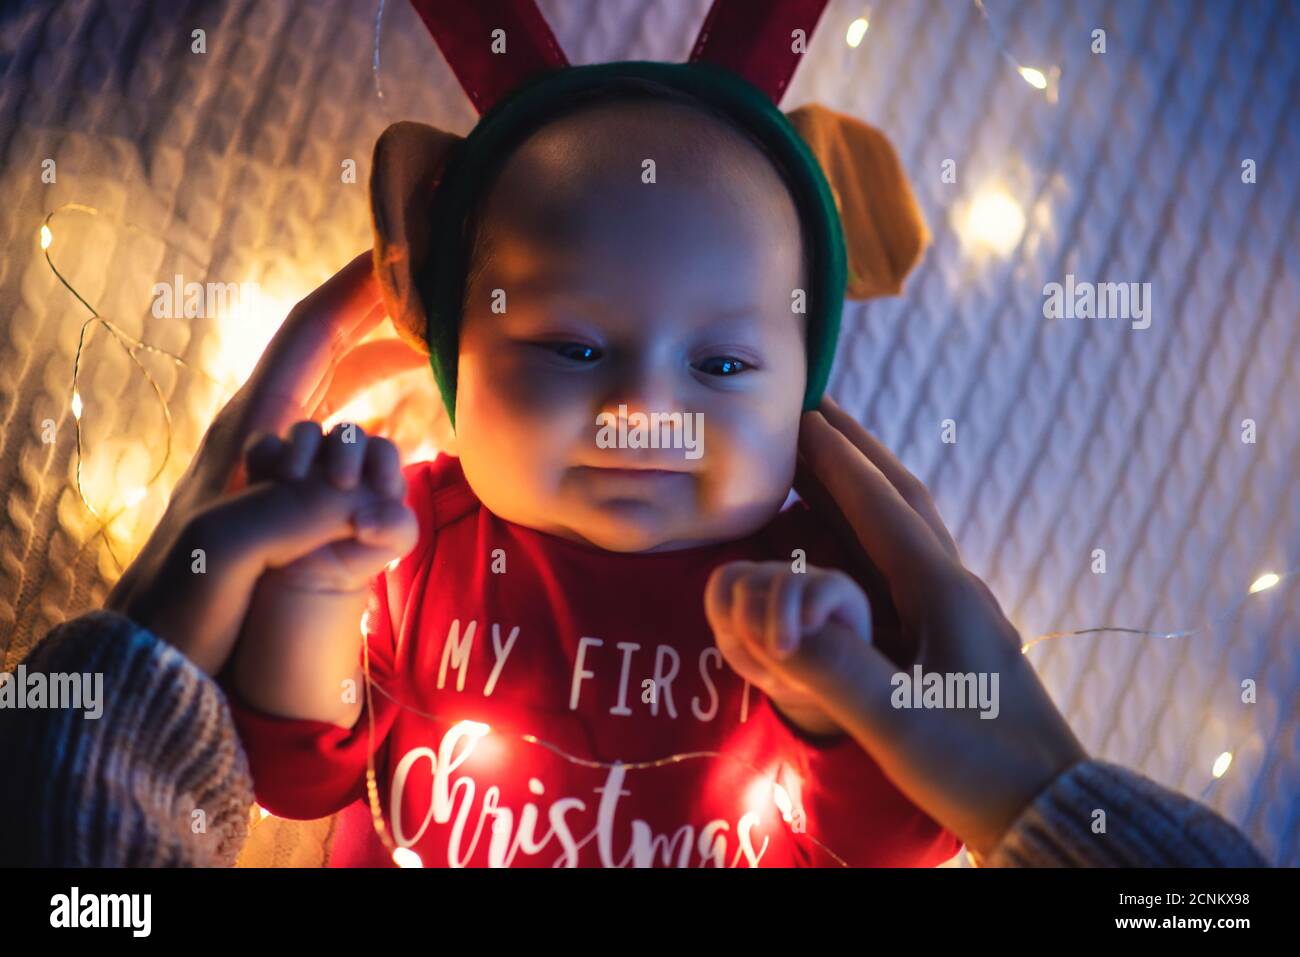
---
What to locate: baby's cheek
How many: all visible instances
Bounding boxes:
[457,358,592,481]
[700,410,799,509]
[463,348,584,423]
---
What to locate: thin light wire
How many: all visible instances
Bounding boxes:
[372,0,388,103]
[1019,566,1300,655]
[972,0,1059,99]
[357,643,849,866]
[42,204,227,571]
[50,208,1288,863]
[46,203,1287,865]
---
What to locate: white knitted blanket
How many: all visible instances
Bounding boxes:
[1,0,1296,866]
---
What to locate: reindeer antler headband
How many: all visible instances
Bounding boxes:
[372,0,929,429]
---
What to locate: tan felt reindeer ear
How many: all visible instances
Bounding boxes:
[785,104,930,300]
[370,120,463,357]
[369,0,571,370]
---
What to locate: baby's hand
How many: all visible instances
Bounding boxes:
[242,421,417,592]
[231,421,418,726]
[704,561,872,739]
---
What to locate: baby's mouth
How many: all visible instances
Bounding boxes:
[573,464,692,485]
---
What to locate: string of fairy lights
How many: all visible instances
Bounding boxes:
[843,2,1059,101]
[40,196,1291,869]
[39,5,1285,867]
[352,633,851,867]
[40,204,234,573]
[371,2,1063,107]
[970,0,1061,102]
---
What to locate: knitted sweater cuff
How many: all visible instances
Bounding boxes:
[0,610,253,866]
[978,759,1269,867]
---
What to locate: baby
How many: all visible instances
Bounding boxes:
[222,79,958,867]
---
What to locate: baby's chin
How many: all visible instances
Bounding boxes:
[565,501,710,553]
[545,496,783,554]
[465,464,793,553]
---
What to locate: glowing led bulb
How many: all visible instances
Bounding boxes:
[255,804,271,820]
[1249,572,1280,594]
[1018,66,1047,89]
[453,720,491,738]
[960,188,1026,257]
[772,782,794,823]
[1212,752,1233,779]
[71,391,83,420]
[846,17,869,47]
[40,225,53,250]
[123,486,147,508]
[392,847,423,868]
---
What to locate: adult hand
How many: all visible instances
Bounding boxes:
[714,396,1088,858]
[104,251,426,675]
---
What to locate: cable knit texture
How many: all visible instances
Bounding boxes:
[0,613,1270,868]
[2,0,1295,866]
[0,611,252,867]
[980,759,1270,867]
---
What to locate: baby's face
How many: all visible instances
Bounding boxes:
[454,99,808,552]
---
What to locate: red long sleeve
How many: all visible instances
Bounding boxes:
[221,560,404,822]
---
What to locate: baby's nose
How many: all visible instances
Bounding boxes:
[597,362,685,422]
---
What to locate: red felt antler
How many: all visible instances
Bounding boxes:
[408,0,569,114]
[689,0,829,104]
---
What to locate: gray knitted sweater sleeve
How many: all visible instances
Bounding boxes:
[978,758,1268,867]
[0,610,252,866]
[0,612,1269,868]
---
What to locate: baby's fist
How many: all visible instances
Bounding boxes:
[704,561,873,738]
[242,420,418,592]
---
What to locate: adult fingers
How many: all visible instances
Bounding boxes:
[798,410,955,596]
[818,396,960,560]
[185,253,384,498]
[314,338,429,421]
[238,252,384,439]
[251,253,382,403]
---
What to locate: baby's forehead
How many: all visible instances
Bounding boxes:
[465,96,809,318]
[485,98,797,223]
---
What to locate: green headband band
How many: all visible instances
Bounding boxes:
[423,60,846,428]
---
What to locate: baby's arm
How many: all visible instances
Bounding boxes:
[230,421,417,729]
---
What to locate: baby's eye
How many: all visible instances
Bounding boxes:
[695,356,749,377]
[550,342,603,362]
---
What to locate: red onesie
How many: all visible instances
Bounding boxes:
[224,453,960,867]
